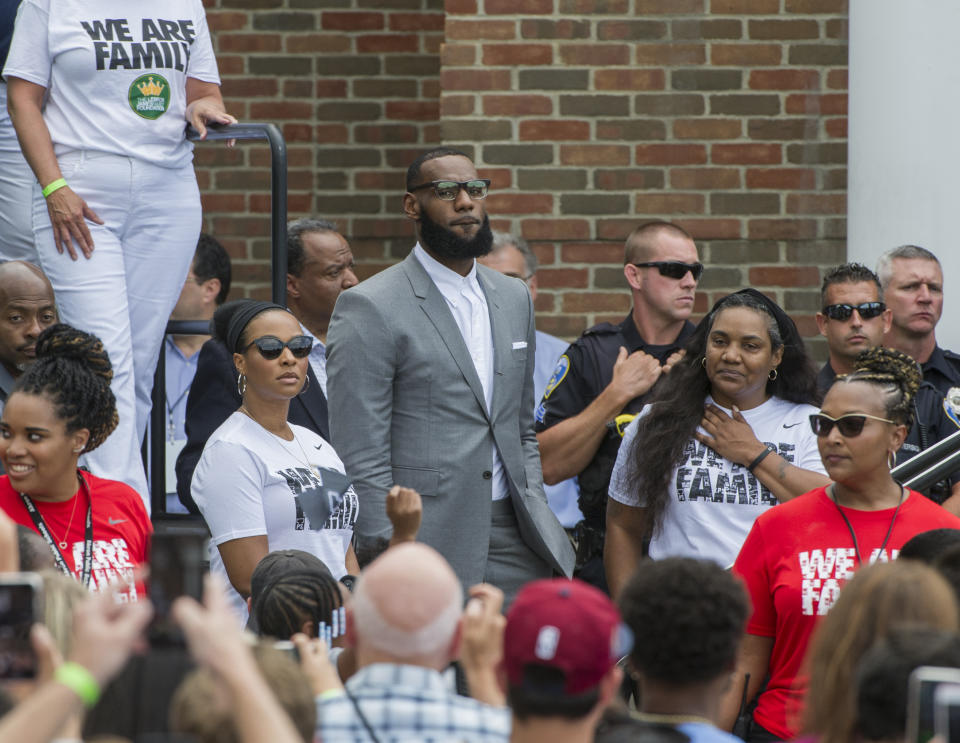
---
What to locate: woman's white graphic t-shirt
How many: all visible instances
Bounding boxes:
[609,395,825,567]
[3,0,220,168]
[193,413,359,622]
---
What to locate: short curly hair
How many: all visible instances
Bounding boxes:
[619,558,748,685]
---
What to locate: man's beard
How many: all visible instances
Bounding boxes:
[419,210,494,261]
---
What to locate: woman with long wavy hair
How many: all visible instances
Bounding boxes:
[605,289,829,597]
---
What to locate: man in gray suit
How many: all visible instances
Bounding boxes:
[327,147,574,602]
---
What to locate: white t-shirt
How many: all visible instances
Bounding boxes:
[3,0,220,168]
[192,413,359,621]
[609,395,825,567]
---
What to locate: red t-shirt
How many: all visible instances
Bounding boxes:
[733,486,960,740]
[0,471,152,601]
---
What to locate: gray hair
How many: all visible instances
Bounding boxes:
[491,231,537,277]
[876,245,940,290]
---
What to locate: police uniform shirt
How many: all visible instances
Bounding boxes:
[922,345,960,397]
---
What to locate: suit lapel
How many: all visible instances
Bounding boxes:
[477,267,507,413]
[402,253,490,419]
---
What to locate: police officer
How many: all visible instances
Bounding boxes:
[535,221,700,590]
[877,244,960,512]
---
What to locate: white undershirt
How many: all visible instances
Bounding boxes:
[414,244,507,501]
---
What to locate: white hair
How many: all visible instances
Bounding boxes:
[876,244,940,289]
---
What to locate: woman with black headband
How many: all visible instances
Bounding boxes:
[192,300,359,623]
[605,289,829,597]
[720,347,960,743]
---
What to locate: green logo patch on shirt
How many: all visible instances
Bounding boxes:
[128,73,170,119]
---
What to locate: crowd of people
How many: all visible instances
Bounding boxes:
[4,0,960,740]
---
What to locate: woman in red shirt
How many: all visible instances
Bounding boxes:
[720,346,960,742]
[0,324,151,601]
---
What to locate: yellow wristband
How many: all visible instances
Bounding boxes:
[54,662,101,707]
[42,178,67,198]
[318,688,344,701]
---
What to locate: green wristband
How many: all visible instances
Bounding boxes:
[42,178,67,198]
[54,662,101,707]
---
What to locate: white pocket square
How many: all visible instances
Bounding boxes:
[512,341,528,349]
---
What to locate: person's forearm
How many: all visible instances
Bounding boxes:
[0,678,85,743]
[7,83,61,187]
[717,635,773,731]
[753,455,830,504]
[604,503,647,600]
[538,385,630,484]
[463,666,506,707]
[941,484,960,516]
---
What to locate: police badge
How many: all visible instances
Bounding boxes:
[944,387,960,428]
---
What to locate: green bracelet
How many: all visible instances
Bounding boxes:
[42,178,67,198]
[54,662,101,707]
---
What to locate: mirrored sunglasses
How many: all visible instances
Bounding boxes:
[822,302,885,321]
[631,261,704,281]
[809,412,895,437]
[244,334,313,360]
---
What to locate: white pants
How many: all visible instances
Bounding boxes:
[0,82,38,262]
[33,150,201,509]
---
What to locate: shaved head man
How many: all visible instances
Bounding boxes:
[0,261,57,407]
[317,542,510,742]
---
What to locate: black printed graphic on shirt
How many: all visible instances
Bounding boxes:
[675,439,797,507]
[80,18,198,71]
[278,466,359,532]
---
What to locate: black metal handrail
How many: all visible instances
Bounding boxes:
[146,122,288,516]
[892,428,960,494]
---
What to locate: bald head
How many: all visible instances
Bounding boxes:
[0,262,57,376]
[351,543,463,667]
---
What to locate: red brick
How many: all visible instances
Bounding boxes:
[749,266,820,286]
[785,94,848,115]
[561,242,625,263]
[537,268,590,289]
[390,13,444,31]
[250,101,312,119]
[825,118,847,138]
[521,219,591,240]
[562,292,630,313]
[560,145,630,166]
[200,193,246,212]
[486,193,554,214]
[636,43,705,65]
[519,120,590,140]
[786,193,846,214]
[674,219,743,239]
[560,0,628,11]
[283,80,312,98]
[446,20,516,40]
[594,69,665,90]
[353,171,399,190]
[673,118,741,139]
[354,124,419,144]
[827,69,848,90]
[746,168,816,189]
[481,168,514,188]
[560,44,630,66]
[635,144,707,165]
[747,219,817,240]
[221,77,278,97]
[217,56,244,75]
[282,123,313,142]
[671,168,741,189]
[385,101,440,120]
[785,0,848,12]
[595,169,664,190]
[357,34,419,53]
[482,44,553,65]
[206,12,248,32]
[636,0,704,11]
[749,19,820,40]
[441,95,476,116]
[218,34,280,52]
[286,35,350,53]
[441,43,476,66]
[636,193,705,214]
[441,69,512,91]
[749,69,820,90]
[352,218,414,238]
[712,143,782,165]
[315,80,347,98]
[711,44,781,66]
[710,0,778,12]
[596,218,644,240]
[321,12,384,30]
[486,0,554,12]
[446,0,479,13]
[483,95,552,116]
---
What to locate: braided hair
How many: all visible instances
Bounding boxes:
[12,324,117,453]
[251,551,346,640]
[834,347,921,428]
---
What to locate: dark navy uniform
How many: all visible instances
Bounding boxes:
[818,357,960,503]
[534,314,695,589]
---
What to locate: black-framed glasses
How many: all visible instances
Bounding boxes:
[631,261,704,281]
[243,335,313,360]
[809,412,896,438]
[408,179,491,201]
[822,302,886,321]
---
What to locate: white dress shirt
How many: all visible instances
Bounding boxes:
[414,244,508,501]
[298,322,328,398]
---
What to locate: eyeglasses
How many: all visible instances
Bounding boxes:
[822,302,886,321]
[243,335,313,360]
[809,412,896,437]
[630,261,704,281]
[408,179,491,201]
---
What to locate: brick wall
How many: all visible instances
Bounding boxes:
[198,0,848,357]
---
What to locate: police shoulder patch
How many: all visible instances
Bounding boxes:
[543,354,570,400]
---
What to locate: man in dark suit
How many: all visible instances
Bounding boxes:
[176,218,358,512]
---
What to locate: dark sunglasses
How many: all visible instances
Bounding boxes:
[408,179,491,201]
[809,412,895,437]
[631,261,704,281]
[243,335,313,360]
[822,302,886,321]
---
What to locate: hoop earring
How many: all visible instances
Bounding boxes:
[768,368,778,380]
[701,357,707,367]
[888,451,896,470]
[300,373,310,396]
[237,373,246,398]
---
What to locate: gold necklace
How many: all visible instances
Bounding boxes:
[52,488,81,549]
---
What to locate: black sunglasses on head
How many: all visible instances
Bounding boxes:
[809,412,895,438]
[408,179,491,201]
[631,261,704,281]
[243,335,313,360]
[822,302,885,321]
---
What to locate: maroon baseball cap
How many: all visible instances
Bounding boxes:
[502,578,633,695]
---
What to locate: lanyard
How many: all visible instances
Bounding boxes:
[19,477,93,588]
[830,483,904,566]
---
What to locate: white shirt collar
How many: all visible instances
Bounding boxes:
[298,321,325,351]
[414,243,480,300]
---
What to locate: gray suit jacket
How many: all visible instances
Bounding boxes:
[327,251,574,586]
